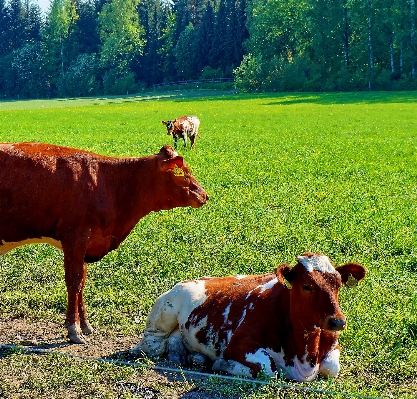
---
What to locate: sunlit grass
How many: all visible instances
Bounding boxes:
[0,91,417,398]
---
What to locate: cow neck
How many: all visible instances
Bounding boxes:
[287,317,323,368]
[108,155,163,222]
[268,290,323,368]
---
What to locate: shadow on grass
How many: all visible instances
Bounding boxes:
[2,90,417,109]
[166,90,417,105]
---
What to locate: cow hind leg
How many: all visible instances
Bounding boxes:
[78,263,93,335]
[131,290,181,357]
[166,329,187,364]
[62,236,90,344]
[190,135,195,149]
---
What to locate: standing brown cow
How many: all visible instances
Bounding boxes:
[0,143,208,344]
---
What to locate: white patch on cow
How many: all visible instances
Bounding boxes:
[0,238,63,255]
[319,348,340,378]
[136,279,208,358]
[246,348,275,376]
[245,276,277,299]
[265,348,320,382]
[236,308,247,329]
[223,303,232,323]
[298,254,336,274]
[236,275,247,280]
[258,277,278,293]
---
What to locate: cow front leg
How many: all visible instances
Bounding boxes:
[62,237,90,344]
[213,347,277,378]
[212,358,252,377]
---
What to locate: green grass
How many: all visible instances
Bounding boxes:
[1,91,417,398]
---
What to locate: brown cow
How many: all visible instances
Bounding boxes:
[0,143,208,344]
[132,252,366,381]
[162,116,200,149]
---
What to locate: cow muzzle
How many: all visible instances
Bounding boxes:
[327,317,346,331]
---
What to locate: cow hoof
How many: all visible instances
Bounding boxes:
[188,353,209,370]
[67,325,87,344]
[167,334,187,365]
[212,358,229,373]
[81,321,94,335]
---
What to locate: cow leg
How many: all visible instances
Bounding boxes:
[214,346,277,378]
[78,263,94,335]
[166,329,187,364]
[173,136,178,149]
[319,348,340,378]
[131,289,181,356]
[212,358,252,377]
[190,135,195,149]
[62,235,90,344]
[183,134,187,148]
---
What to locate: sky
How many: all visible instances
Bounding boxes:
[37,0,50,13]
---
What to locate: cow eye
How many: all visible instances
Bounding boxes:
[303,285,312,292]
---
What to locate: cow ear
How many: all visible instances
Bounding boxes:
[162,120,167,125]
[276,264,296,288]
[336,263,366,288]
[160,156,184,172]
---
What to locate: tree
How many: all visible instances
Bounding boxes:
[42,0,79,94]
[173,23,200,79]
[98,0,145,71]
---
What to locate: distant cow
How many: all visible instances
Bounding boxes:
[132,252,366,381]
[0,143,208,344]
[162,116,200,149]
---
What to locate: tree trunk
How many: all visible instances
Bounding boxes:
[411,0,415,79]
[343,6,349,68]
[367,0,374,89]
[390,33,395,74]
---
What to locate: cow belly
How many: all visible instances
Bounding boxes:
[0,237,63,255]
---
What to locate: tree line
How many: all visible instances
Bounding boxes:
[0,0,416,99]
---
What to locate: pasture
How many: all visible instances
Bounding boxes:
[0,91,416,398]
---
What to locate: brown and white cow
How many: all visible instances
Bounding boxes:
[132,252,366,381]
[0,142,208,344]
[162,116,200,149]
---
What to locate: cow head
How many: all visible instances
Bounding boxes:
[162,120,175,135]
[156,146,209,209]
[276,252,366,333]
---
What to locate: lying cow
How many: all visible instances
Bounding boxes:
[162,116,200,149]
[0,143,208,344]
[132,252,366,381]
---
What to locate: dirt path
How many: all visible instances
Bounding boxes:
[0,316,233,398]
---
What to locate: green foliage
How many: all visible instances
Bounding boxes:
[0,92,417,398]
[173,23,200,79]
[59,53,100,97]
[98,0,145,72]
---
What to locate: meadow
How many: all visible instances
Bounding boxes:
[0,91,416,398]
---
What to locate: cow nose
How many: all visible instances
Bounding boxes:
[328,317,346,331]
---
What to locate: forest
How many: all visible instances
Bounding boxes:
[0,0,416,99]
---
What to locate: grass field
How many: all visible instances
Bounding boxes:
[0,91,416,398]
